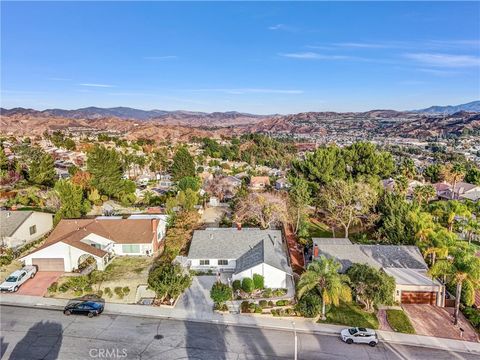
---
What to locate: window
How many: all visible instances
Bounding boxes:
[122,244,141,254]
[217,260,228,266]
[29,225,37,235]
[199,260,210,266]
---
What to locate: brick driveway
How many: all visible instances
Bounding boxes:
[402,304,478,342]
[16,272,63,296]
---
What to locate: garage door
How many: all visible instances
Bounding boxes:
[32,258,65,272]
[401,291,437,305]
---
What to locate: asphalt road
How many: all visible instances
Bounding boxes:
[0,305,476,360]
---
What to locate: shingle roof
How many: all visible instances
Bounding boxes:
[188,228,292,274]
[0,211,33,237]
[313,238,352,245]
[314,244,427,272]
[383,268,441,286]
[24,218,156,257]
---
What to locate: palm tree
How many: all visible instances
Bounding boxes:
[464,218,480,245]
[440,163,465,199]
[429,249,480,325]
[297,256,352,320]
[409,209,435,243]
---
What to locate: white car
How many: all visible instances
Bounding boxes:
[0,266,37,292]
[340,327,378,347]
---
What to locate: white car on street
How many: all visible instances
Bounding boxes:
[340,327,378,347]
[0,266,37,292]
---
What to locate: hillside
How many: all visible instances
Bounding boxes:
[413,100,480,114]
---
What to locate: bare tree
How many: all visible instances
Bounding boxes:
[234,192,288,229]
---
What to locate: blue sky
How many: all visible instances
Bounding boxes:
[1,1,479,114]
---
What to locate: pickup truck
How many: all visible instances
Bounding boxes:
[0,266,37,292]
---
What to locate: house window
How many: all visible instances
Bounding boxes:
[199,260,210,266]
[217,260,228,266]
[29,225,37,235]
[122,244,141,254]
[90,243,102,249]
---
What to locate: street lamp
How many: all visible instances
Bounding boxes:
[292,321,297,360]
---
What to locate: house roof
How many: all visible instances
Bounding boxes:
[383,268,442,287]
[454,181,479,193]
[188,228,292,274]
[432,182,451,192]
[460,190,480,201]
[1,211,33,237]
[313,238,352,245]
[24,218,156,258]
[314,244,427,272]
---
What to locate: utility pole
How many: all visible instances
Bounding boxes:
[292,321,297,360]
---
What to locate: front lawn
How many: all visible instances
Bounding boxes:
[320,302,379,329]
[386,309,415,334]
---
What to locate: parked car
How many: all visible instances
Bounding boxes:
[64,300,104,318]
[0,266,37,292]
[340,327,378,347]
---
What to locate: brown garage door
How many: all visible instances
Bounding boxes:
[402,291,437,305]
[32,258,64,272]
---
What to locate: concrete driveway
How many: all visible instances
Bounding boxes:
[176,276,215,317]
[402,304,478,342]
[16,272,63,296]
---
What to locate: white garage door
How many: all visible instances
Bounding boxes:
[32,258,65,271]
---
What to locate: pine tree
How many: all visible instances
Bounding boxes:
[171,146,195,181]
[29,153,56,186]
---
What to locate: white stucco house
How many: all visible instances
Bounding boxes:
[21,215,168,272]
[186,228,293,288]
[1,210,54,249]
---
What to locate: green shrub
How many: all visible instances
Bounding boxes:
[262,288,272,298]
[259,300,268,308]
[254,305,262,314]
[386,310,415,334]
[241,278,254,293]
[74,289,83,297]
[104,287,113,298]
[122,286,130,296]
[285,308,296,316]
[210,282,232,304]
[47,282,58,293]
[271,309,278,316]
[114,286,124,298]
[214,303,228,312]
[268,301,274,307]
[240,301,250,313]
[253,274,264,290]
[248,303,256,312]
[295,292,322,318]
[273,288,287,297]
[463,307,480,330]
[276,300,288,306]
[59,283,69,293]
[232,280,241,291]
[84,285,93,293]
[96,290,104,298]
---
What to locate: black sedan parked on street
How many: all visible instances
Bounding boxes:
[64,300,104,318]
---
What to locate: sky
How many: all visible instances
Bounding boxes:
[1,1,479,114]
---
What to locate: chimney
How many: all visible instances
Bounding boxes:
[236,222,242,231]
[313,244,319,258]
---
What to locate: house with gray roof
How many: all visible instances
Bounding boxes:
[187,228,293,288]
[312,242,445,306]
[1,210,54,249]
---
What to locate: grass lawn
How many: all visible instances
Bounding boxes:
[308,218,333,238]
[386,309,415,334]
[101,256,153,280]
[320,302,379,329]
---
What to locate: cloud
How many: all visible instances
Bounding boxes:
[188,88,303,95]
[279,52,351,60]
[143,56,178,60]
[404,53,480,67]
[268,24,296,32]
[79,83,115,88]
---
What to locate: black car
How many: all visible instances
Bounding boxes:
[64,300,104,318]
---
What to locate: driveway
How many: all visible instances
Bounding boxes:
[176,276,215,317]
[402,304,478,342]
[16,271,63,296]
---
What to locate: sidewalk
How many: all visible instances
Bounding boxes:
[1,293,479,355]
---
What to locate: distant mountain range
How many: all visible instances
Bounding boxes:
[413,100,480,114]
[0,106,268,126]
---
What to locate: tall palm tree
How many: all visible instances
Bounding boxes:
[429,249,480,325]
[297,256,352,320]
[409,209,435,243]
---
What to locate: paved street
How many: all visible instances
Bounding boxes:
[1,305,476,360]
